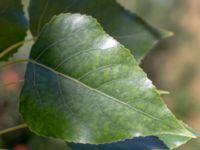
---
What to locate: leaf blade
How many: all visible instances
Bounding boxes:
[20,13,194,144]
[29,0,171,61]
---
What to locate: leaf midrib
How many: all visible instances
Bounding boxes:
[27,59,189,135]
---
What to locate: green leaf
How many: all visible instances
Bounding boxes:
[69,136,168,150]
[29,0,172,62]
[20,13,194,144]
[0,0,28,60]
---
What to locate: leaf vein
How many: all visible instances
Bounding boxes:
[30,61,162,122]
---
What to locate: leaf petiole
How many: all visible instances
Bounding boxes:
[0,38,34,60]
[0,124,28,135]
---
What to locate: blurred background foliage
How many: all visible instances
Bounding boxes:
[0,0,200,149]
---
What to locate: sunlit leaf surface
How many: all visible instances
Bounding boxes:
[20,13,194,146]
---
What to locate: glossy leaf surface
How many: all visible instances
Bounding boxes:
[20,13,194,145]
[0,0,28,60]
[29,0,171,61]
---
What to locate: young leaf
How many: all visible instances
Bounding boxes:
[0,0,28,60]
[69,136,168,150]
[29,0,171,62]
[20,13,195,144]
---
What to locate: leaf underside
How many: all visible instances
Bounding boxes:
[0,0,28,60]
[29,0,171,62]
[20,14,194,147]
[69,136,168,150]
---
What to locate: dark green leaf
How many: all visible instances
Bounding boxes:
[69,136,168,150]
[0,0,28,60]
[29,0,171,61]
[20,13,194,145]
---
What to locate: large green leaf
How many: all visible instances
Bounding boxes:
[0,0,28,60]
[20,13,195,145]
[28,0,171,62]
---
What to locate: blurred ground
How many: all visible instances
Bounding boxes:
[0,0,200,149]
